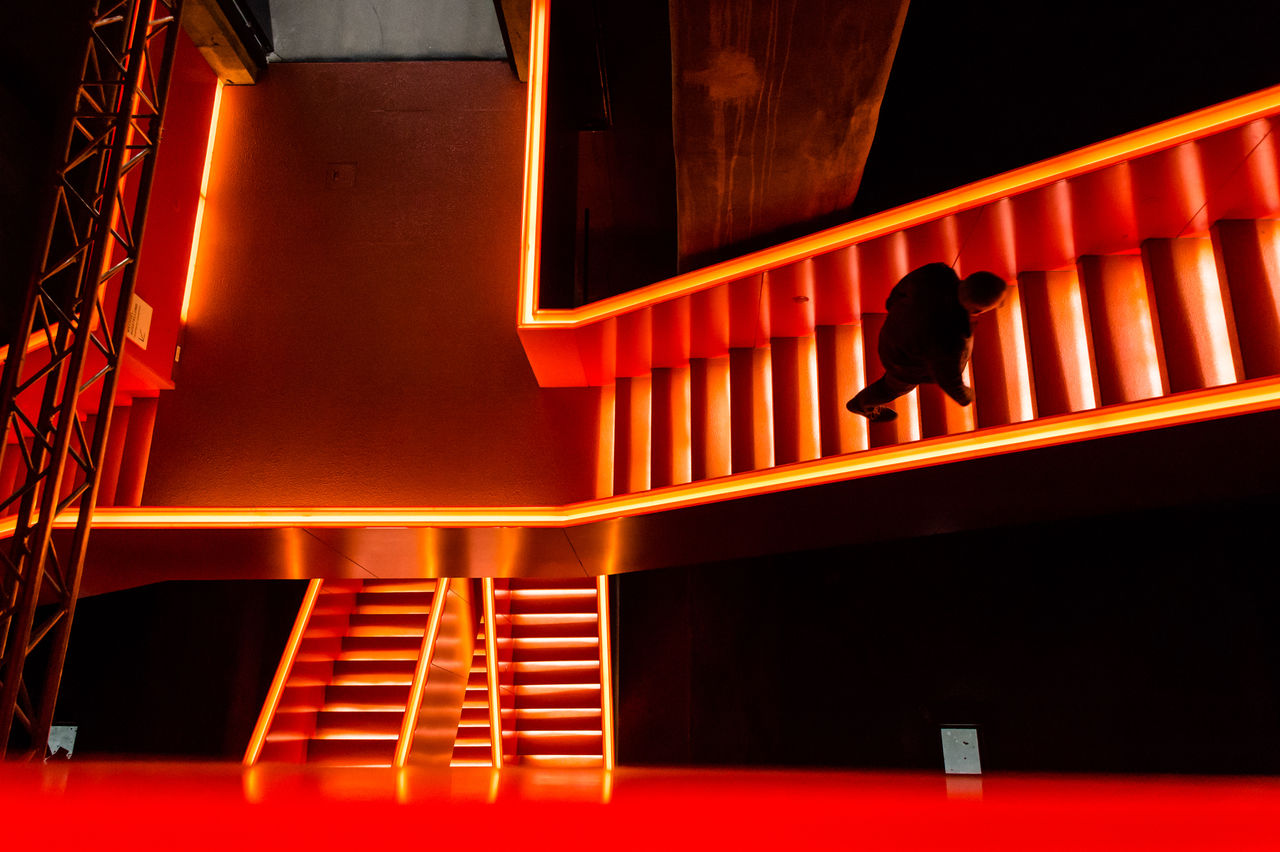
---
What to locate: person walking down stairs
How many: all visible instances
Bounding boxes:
[847,263,1007,422]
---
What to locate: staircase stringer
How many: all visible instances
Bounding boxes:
[394,577,450,766]
[244,578,322,765]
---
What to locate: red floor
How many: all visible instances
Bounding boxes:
[4,762,1279,850]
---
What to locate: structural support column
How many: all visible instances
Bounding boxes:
[0,0,185,759]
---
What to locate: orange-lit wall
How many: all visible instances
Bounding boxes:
[121,30,218,392]
[141,63,597,507]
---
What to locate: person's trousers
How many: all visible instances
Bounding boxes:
[850,373,917,411]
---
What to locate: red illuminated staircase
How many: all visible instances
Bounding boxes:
[249,578,612,769]
[254,579,437,766]
[506,578,606,768]
[569,109,1280,496]
[450,626,496,767]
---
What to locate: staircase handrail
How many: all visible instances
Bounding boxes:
[482,577,504,768]
[394,577,451,766]
[243,577,323,765]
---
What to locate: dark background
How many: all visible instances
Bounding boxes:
[849,1,1280,219]
[617,490,1280,773]
[48,581,301,758]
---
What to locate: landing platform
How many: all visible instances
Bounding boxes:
[3,762,1277,849]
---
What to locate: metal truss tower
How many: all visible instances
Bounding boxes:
[0,0,184,758]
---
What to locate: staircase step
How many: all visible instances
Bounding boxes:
[508,613,598,637]
[278,684,325,712]
[262,709,314,739]
[295,635,344,661]
[330,659,416,685]
[257,738,307,763]
[114,395,156,507]
[286,659,336,686]
[313,710,402,739]
[353,590,434,613]
[507,592,597,615]
[347,613,432,636]
[512,684,601,709]
[511,637,599,661]
[305,738,396,766]
[512,661,600,686]
[323,684,412,709]
[506,579,596,591]
[513,755,604,768]
[450,743,494,767]
[335,635,423,660]
[299,614,352,638]
[458,707,493,724]
[515,709,602,731]
[516,731,603,753]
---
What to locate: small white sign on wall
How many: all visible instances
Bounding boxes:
[941,727,982,774]
[125,294,153,350]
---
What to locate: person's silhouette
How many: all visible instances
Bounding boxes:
[847,263,1007,422]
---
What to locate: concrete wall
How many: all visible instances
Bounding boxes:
[143,62,597,507]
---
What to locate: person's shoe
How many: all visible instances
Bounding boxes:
[846,397,899,422]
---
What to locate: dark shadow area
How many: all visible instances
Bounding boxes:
[850,0,1280,219]
[538,1,677,308]
[536,2,1280,305]
[237,0,274,47]
[48,580,304,759]
[619,492,1280,773]
[0,0,95,346]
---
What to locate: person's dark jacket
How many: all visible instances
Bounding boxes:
[877,262,973,404]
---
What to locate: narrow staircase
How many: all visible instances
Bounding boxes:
[255,579,437,766]
[585,112,1280,495]
[506,578,606,768]
[250,577,612,769]
[450,625,496,767]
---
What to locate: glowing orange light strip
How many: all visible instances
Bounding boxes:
[7,377,1280,541]
[517,77,1280,329]
[181,79,224,325]
[517,0,551,327]
[394,577,450,767]
[482,578,504,769]
[243,577,322,765]
[596,575,614,771]
[0,324,64,364]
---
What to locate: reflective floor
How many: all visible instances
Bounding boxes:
[3,762,1279,849]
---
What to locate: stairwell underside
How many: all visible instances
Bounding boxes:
[43,393,1280,593]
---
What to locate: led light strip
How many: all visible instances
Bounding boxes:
[243,577,323,765]
[482,578,504,769]
[596,575,614,771]
[7,375,1277,539]
[181,79,225,325]
[394,577,451,766]
[517,0,551,327]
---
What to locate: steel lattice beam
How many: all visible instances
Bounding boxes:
[0,0,184,759]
